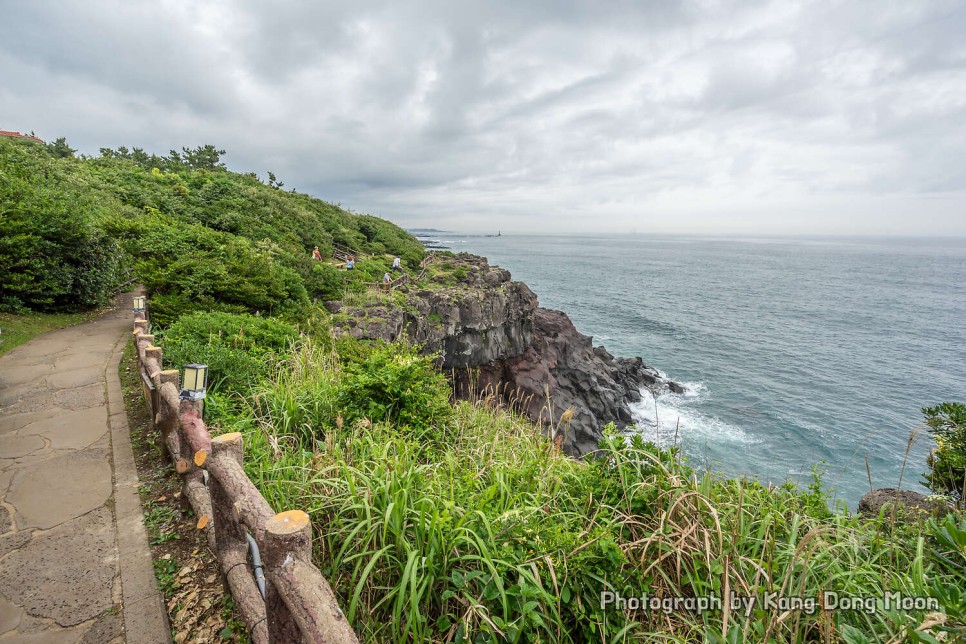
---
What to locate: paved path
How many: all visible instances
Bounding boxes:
[0,295,169,642]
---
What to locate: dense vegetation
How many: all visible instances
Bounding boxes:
[0,136,424,322]
[166,326,965,643]
[5,134,965,641]
[924,403,966,502]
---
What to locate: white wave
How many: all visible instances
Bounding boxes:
[677,381,707,398]
[628,388,757,446]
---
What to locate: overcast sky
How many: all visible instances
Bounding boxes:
[3,1,965,235]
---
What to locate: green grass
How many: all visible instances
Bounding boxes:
[202,338,966,643]
[0,309,98,357]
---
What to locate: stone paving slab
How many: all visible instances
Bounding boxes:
[0,295,170,642]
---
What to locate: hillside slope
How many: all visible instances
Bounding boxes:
[0,137,423,323]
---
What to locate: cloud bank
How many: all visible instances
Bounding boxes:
[3,0,965,234]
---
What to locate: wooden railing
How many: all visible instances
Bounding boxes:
[361,253,438,292]
[331,242,360,263]
[132,307,358,644]
[364,273,409,292]
[416,252,438,282]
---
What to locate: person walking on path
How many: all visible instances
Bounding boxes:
[312,246,323,261]
[346,255,355,270]
[392,257,402,273]
[0,293,169,642]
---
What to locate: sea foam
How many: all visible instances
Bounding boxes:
[628,385,757,447]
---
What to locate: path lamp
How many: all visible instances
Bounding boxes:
[132,295,147,313]
[180,363,209,401]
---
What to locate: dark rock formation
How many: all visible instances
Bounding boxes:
[857,488,947,517]
[335,253,682,455]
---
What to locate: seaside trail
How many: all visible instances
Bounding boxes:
[0,294,169,642]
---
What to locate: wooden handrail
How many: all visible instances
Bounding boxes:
[331,242,361,262]
[131,303,359,644]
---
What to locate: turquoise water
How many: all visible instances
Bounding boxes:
[444,234,966,508]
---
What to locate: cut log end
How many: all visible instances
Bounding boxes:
[211,432,243,445]
[197,514,210,530]
[175,459,190,474]
[267,510,310,536]
[194,450,208,467]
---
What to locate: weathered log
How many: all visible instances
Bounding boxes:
[157,381,182,460]
[143,347,163,379]
[210,433,270,644]
[264,511,359,644]
[264,511,308,643]
[207,449,274,542]
[223,543,270,644]
[134,319,149,333]
[182,470,213,545]
[178,402,212,465]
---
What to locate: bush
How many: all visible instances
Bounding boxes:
[159,311,299,395]
[305,262,345,301]
[0,140,121,311]
[337,341,452,438]
[110,213,310,325]
[924,402,966,501]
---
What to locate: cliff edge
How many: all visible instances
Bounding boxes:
[331,253,682,454]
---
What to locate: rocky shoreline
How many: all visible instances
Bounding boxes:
[330,253,683,455]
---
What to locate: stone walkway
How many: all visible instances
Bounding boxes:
[0,295,169,642]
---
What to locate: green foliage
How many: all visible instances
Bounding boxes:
[305,262,346,301]
[153,557,179,596]
[337,341,453,439]
[46,136,76,159]
[1,136,425,319]
[216,340,966,643]
[924,403,966,500]
[159,311,298,396]
[109,212,309,325]
[0,139,122,311]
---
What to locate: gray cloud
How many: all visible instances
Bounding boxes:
[2,0,965,234]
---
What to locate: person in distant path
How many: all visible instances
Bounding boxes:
[392,257,402,273]
[383,272,392,291]
[346,255,355,270]
[312,246,322,261]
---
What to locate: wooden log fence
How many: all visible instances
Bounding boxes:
[364,272,409,292]
[131,302,359,644]
[331,242,361,263]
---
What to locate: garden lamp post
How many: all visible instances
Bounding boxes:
[180,363,209,401]
[132,295,147,313]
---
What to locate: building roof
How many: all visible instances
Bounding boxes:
[0,130,45,143]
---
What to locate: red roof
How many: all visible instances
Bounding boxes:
[0,130,45,143]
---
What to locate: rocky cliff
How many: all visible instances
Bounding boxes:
[331,254,682,454]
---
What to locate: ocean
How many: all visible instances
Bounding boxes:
[440,233,966,509]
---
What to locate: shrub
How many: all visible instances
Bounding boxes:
[110,213,310,325]
[337,341,452,439]
[924,402,966,501]
[159,311,299,395]
[305,262,345,301]
[0,140,121,311]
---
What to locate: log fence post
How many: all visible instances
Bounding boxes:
[210,433,269,643]
[157,371,179,455]
[264,511,359,644]
[264,511,312,643]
